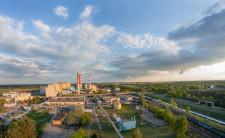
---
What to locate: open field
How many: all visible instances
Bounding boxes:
[84,104,176,138]
[25,108,52,136]
[146,94,225,122]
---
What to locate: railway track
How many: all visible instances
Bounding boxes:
[147,100,220,138]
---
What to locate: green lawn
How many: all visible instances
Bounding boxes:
[146,94,225,122]
[89,104,176,138]
[26,109,50,121]
[36,115,52,137]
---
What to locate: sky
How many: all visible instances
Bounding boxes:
[0,0,225,84]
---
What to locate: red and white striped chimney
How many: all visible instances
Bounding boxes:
[77,73,80,94]
[79,75,82,90]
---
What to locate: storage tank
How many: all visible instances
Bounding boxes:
[114,102,121,110]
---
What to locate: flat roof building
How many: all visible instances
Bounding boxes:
[118,118,136,131]
[46,96,85,106]
[52,113,66,126]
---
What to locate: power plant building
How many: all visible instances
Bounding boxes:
[43,82,71,97]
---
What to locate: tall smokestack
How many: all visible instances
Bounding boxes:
[77,73,80,94]
[89,75,91,89]
[79,75,82,90]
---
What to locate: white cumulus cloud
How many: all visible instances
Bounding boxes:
[54,5,68,19]
[80,5,94,20]
[33,20,51,32]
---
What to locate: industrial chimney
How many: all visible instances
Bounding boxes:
[79,75,82,90]
[77,73,80,94]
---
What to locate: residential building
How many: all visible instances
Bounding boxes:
[3,102,16,108]
[2,92,33,103]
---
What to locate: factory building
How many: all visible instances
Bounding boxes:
[120,95,133,101]
[40,86,47,95]
[118,118,136,131]
[41,82,71,97]
[114,88,121,92]
[46,96,85,106]
[85,84,88,89]
[102,88,111,93]
[52,113,66,126]
[45,84,59,97]
[91,85,97,92]
[103,96,120,103]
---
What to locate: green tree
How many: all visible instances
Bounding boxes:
[66,111,76,125]
[7,117,37,138]
[98,89,103,94]
[81,113,90,125]
[159,98,162,102]
[170,116,177,128]
[0,104,6,113]
[186,107,190,112]
[132,128,143,138]
[138,94,144,105]
[174,115,188,138]
[74,105,84,118]
[209,96,214,101]
[164,107,173,124]
[68,128,88,138]
[144,102,148,108]
[170,99,177,107]
[0,98,4,104]
[91,133,97,138]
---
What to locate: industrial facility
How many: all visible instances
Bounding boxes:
[40,73,97,97]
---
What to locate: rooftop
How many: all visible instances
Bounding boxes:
[48,98,84,103]
[53,113,66,120]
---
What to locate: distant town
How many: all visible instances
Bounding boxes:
[0,76,225,138]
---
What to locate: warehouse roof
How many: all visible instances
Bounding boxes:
[53,113,66,120]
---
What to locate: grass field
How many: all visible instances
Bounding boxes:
[26,109,50,121]
[25,108,52,137]
[146,94,225,122]
[85,104,176,138]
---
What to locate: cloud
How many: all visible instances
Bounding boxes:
[1,2,225,83]
[33,20,51,32]
[115,32,179,52]
[80,5,94,20]
[54,6,68,19]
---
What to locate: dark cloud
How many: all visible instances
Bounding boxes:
[108,5,225,80]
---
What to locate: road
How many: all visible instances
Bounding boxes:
[4,109,31,126]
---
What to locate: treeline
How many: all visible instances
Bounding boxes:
[151,106,189,138]
[0,117,37,138]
